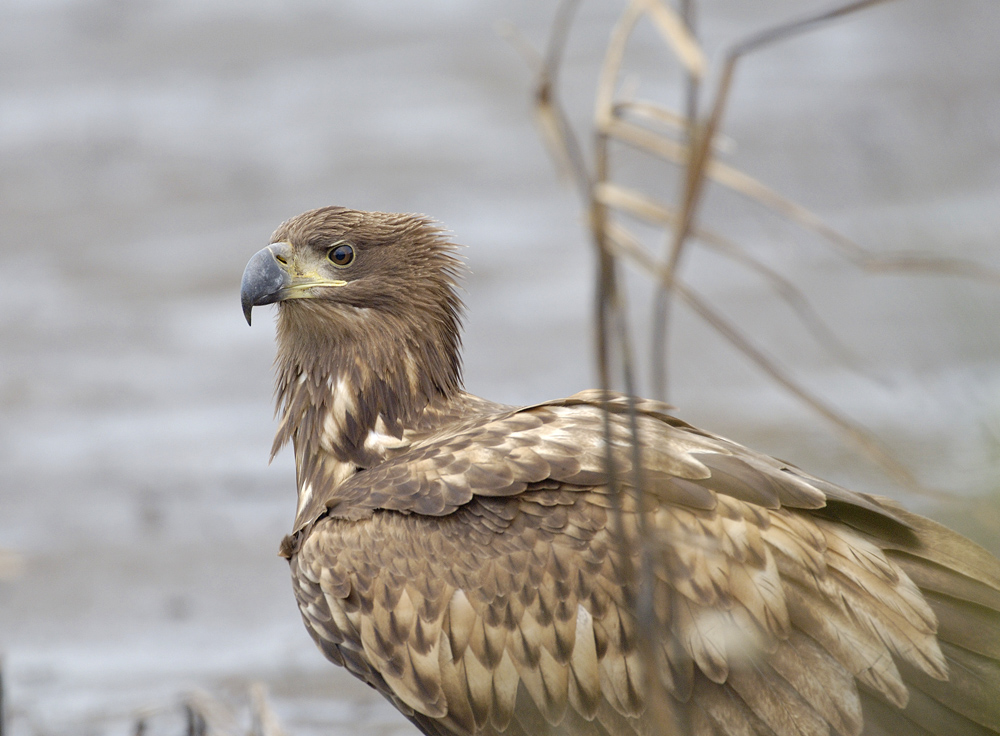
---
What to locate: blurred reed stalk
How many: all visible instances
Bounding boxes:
[503,0,1000,731]
[506,0,1000,508]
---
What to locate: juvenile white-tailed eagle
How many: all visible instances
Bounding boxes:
[241,206,1000,736]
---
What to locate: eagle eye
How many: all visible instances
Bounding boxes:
[327,243,355,268]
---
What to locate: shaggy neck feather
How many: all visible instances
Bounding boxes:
[272,298,462,468]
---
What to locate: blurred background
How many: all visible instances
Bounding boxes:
[1,0,998,733]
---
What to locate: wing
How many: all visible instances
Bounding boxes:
[289,392,1000,736]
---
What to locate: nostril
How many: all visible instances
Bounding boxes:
[274,254,288,265]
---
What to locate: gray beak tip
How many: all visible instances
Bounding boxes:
[240,244,292,326]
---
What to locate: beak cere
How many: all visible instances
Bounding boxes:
[241,244,293,325]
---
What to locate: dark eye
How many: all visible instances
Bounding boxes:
[327,243,354,268]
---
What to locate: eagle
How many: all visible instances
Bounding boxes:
[241,206,1000,736]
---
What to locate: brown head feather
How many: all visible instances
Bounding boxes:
[269,207,464,466]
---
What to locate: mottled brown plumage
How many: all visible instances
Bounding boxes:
[241,206,1000,736]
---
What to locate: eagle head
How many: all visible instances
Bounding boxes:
[241,206,463,329]
[240,207,466,459]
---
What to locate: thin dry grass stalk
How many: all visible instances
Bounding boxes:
[605,110,1000,283]
[521,0,992,503]
[637,0,705,80]
[183,691,240,736]
[249,684,287,736]
[598,205,864,372]
[647,0,906,399]
[603,220,951,498]
[512,0,997,728]
[184,703,207,736]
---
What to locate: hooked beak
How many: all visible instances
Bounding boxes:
[240,243,293,325]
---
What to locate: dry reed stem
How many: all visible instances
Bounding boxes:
[510,0,996,725]
[605,112,1000,282]
[590,3,692,731]
[183,691,240,736]
[595,186,863,370]
[648,0,902,398]
[249,683,287,736]
[615,100,691,133]
[604,222,953,500]
[592,140,678,734]
[612,102,738,153]
[525,0,984,502]
[637,0,704,79]
[184,703,207,736]
[498,7,592,193]
[585,6,676,720]
[673,282,934,490]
